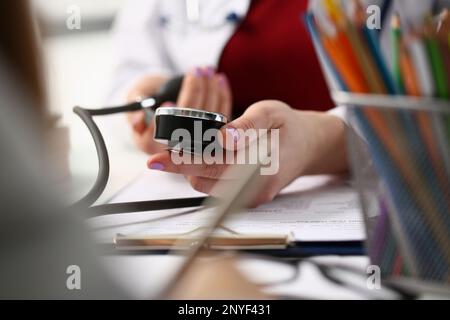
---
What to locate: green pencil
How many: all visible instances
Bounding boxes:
[391,14,405,95]
[424,16,450,100]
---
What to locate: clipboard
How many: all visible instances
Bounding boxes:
[112,228,364,256]
[113,228,295,251]
[114,234,294,250]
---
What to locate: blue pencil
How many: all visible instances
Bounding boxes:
[303,10,450,280]
[363,27,397,94]
[304,13,348,92]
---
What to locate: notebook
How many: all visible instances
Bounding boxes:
[88,171,365,251]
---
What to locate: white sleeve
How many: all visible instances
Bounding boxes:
[107,0,174,104]
[327,106,347,123]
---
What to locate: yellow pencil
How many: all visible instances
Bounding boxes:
[323,0,386,93]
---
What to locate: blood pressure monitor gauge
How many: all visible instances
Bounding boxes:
[73,75,227,208]
[154,107,228,154]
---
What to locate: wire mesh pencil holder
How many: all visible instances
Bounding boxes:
[333,91,450,292]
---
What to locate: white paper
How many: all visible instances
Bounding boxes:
[88,171,365,242]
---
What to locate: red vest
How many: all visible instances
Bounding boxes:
[218,0,334,117]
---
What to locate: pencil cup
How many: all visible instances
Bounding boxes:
[333,91,450,291]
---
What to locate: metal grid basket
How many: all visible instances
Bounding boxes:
[333,91,450,291]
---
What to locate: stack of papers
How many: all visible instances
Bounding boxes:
[88,171,365,243]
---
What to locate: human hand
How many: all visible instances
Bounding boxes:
[147,100,348,206]
[126,67,232,154]
[126,75,168,154]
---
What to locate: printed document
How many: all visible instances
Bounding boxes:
[88,171,365,242]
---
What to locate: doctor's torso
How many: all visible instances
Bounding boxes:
[111,0,446,113]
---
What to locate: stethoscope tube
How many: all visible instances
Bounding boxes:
[72,106,111,209]
[71,76,215,215]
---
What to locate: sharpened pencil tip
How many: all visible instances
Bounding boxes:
[391,13,401,29]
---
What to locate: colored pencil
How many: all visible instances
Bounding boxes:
[408,36,436,97]
[351,0,387,94]
[322,0,386,93]
[391,14,405,94]
[404,46,450,201]
[308,1,450,281]
[304,13,347,91]
[398,35,447,199]
[353,0,396,94]
[436,9,450,95]
[320,0,369,93]
[399,40,420,96]
[424,16,450,100]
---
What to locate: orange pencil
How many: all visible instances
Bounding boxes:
[402,35,450,204]
[322,0,384,93]
[352,0,387,94]
[400,37,439,177]
[436,9,450,35]
[400,39,421,96]
[321,34,369,93]
[319,2,446,225]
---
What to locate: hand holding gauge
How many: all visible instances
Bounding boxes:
[73,72,229,210]
[127,67,232,154]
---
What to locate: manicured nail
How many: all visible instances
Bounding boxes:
[132,112,143,125]
[193,67,203,78]
[161,101,176,107]
[149,162,165,171]
[218,74,228,88]
[144,109,154,125]
[204,66,215,78]
[132,113,146,133]
[226,127,240,142]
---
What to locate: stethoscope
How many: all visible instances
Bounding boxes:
[72,76,227,216]
[236,255,419,300]
[160,0,243,30]
[72,1,443,298]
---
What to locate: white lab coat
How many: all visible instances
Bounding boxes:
[108,0,446,110]
[108,0,252,104]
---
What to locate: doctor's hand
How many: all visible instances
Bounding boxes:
[147,101,348,206]
[126,67,232,154]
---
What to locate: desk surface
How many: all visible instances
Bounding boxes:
[59,116,369,299]
[52,32,370,297]
[88,170,370,299]
[100,254,370,299]
[64,115,370,298]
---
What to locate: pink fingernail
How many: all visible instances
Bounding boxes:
[218,74,228,88]
[131,112,142,124]
[226,127,240,142]
[149,162,165,171]
[193,67,203,78]
[161,101,176,107]
[204,66,215,78]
